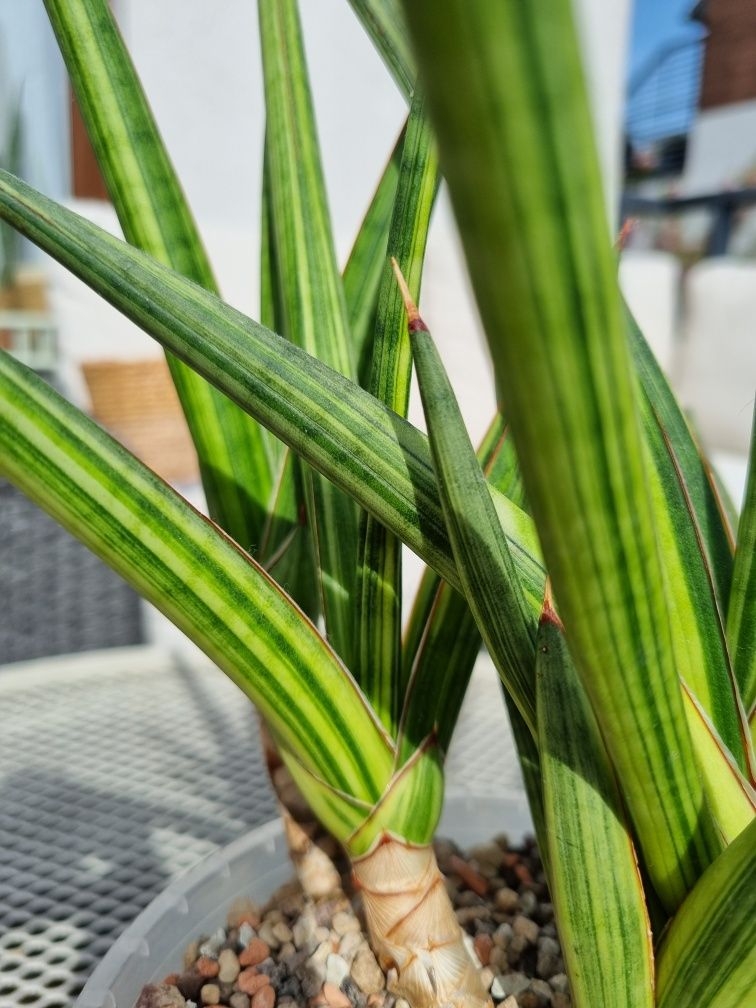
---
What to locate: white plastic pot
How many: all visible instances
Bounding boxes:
[76,794,532,1008]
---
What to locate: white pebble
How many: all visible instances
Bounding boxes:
[326,953,350,986]
[238,922,256,949]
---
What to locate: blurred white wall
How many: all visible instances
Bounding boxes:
[679,259,756,457]
[115,0,404,260]
[619,250,681,376]
[683,100,756,193]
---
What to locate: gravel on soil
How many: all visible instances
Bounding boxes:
[135,833,570,1008]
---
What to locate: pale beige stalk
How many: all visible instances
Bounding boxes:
[353,836,492,1008]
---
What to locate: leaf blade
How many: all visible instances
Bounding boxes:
[43,0,275,549]
[259,0,359,664]
[355,92,438,733]
[403,0,721,909]
[537,606,654,1008]
[0,168,545,610]
[656,816,756,1008]
[0,350,393,811]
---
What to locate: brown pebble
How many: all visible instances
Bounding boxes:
[236,970,270,996]
[514,862,534,886]
[176,972,204,1002]
[494,887,520,913]
[239,939,270,967]
[135,984,186,1008]
[162,974,180,987]
[473,933,494,966]
[513,914,540,945]
[250,985,276,1008]
[196,956,220,979]
[322,982,351,1008]
[552,994,571,1008]
[450,854,490,896]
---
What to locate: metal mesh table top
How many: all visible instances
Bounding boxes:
[0,645,521,1008]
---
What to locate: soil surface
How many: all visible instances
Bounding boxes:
[135,833,570,1008]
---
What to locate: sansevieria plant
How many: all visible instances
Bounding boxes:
[1,1,754,1006]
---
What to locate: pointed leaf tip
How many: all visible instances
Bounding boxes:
[390,256,427,331]
[540,578,563,629]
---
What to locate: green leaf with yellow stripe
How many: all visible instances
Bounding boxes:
[536,602,654,1008]
[259,0,358,665]
[403,268,537,735]
[727,410,756,715]
[43,0,275,550]
[355,92,438,733]
[0,167,545,613]
[402,0,722,910]
[0,350,393,818]
[656,816,756,1008]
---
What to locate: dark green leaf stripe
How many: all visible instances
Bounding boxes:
[537,607,654,1008]
[403,0,722,909]
[43,0,275,551]
[656,816,756,1008]
[356,92,438,733]
[343,125,403,385]
[408,285,537,735]
[0,170,544,615]
[728,410,756,714]
[0,351,393,810]
[259,0,358,665]
[347,0,415,99]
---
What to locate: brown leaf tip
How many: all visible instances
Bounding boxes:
[390,256,427,331]
[616,217,637,251]
[540,578,563,628]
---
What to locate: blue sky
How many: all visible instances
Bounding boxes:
[629,0,704,79]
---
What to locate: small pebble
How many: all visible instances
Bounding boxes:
[473,933,494,966]
[337,931,363,964]
[176,973,204,1002]
[199,930,227,959]
[512,915,540,945]
[218,950,241,984]
[322,982,352,1008]
[250,986,275,1008]
[494,887,520,913]
[238,924,256,950]
[272,921,293,944]
[350,948,384,995]
[548,974,569,995]
[552,994,571,1008]
[239,940,271,968]
[332,911,360,936]
[229,996,250,1008]
[520,890,538,916]
[135,984,186,1008]
[236,971,270,996]
[500,998,518,1008]
[493,972,529,998]
[258,921,281,950]
[200,985,221,1006]
[479,967,494,991]
[196,958,220,979]
[325,954,349,987]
